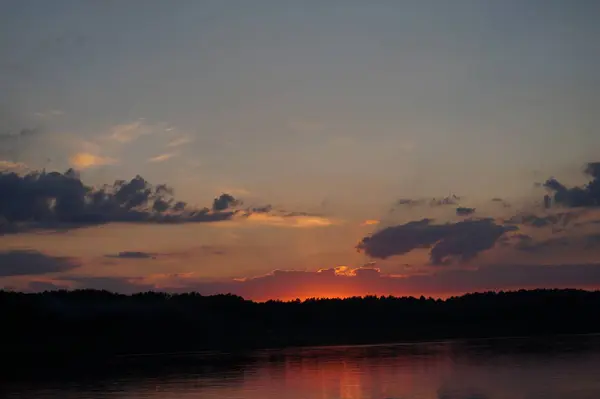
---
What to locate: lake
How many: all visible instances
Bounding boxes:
[3,335,600,399]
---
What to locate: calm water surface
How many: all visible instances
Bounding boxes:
[4,335,600,399]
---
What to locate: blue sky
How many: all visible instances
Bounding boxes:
[1,1,599,298]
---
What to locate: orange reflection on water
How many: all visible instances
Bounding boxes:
[7,338,600,399]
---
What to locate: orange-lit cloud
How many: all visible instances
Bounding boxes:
[69,152,117,169]
[242,212,338,228]
[318,265,377,277]
[0,160,28,172]
[361,219,380,226]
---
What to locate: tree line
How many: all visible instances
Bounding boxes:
[1,288,599,361]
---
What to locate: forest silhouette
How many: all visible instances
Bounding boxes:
[2,288,600,364]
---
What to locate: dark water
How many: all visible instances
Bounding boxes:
[4,335,600,399]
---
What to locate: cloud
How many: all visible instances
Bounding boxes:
[396,198,424,207]
[505,210,585,231]
[0,250,80,277]
[0,160,28,172]
[203,203,336,228]
[148,153,176,163]
[0,169,322,233]
[516,236,570,252]
[375,162,600,266]
[213,193,241,211]
[357,218,516,265]
[456,207,475,216]
[107,120,149,143]
[69,153,117,169]
[46,263,600,300]
[392,195,462,210]
[491,198,511,208]
[544,162,600,208]
[0,127,39,140]
[507,228,600,254]
[167,136,193,148]
[33,110,64,118]
[431,195,461,206]
[217,187,251,197]
[0,169,239,232]
[105,251,157,259]
[361,219,380,226]
[241,212,336,228]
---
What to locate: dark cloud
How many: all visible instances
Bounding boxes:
[505,211,583,229]
[283,211,322,217]
[390,196,461,218]
[431,194,461,206]
[238,206,323,219]
[251,204,273,213]
[357,219,516,265]
[213,193,241,211]
[396,198,424,207]
[544,162,600,208]
[456,207,475,216]
[0,127,39,140]
[0,250,80,277]
[0,169,242,233]
[390,194,461,212]
[393,195,462,210]
[491,197,511,208]
[172,201,187,212]
[503,233,533,248]
[0,127,40,160]
[105,251,157,259]
[516,236,570,252]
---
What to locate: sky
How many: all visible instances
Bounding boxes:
[1,0,600,300]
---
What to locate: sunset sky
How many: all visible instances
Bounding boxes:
[1,0,600,300]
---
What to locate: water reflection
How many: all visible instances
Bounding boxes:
[3,335,600,399]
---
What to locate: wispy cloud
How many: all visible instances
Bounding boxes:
[148,153,176,163]
[361,219,380,226]
[107,119,149,143]
[105,251,157,259]
[33,110,64,118]
[167,136,193,148]
[69,153,117,169]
